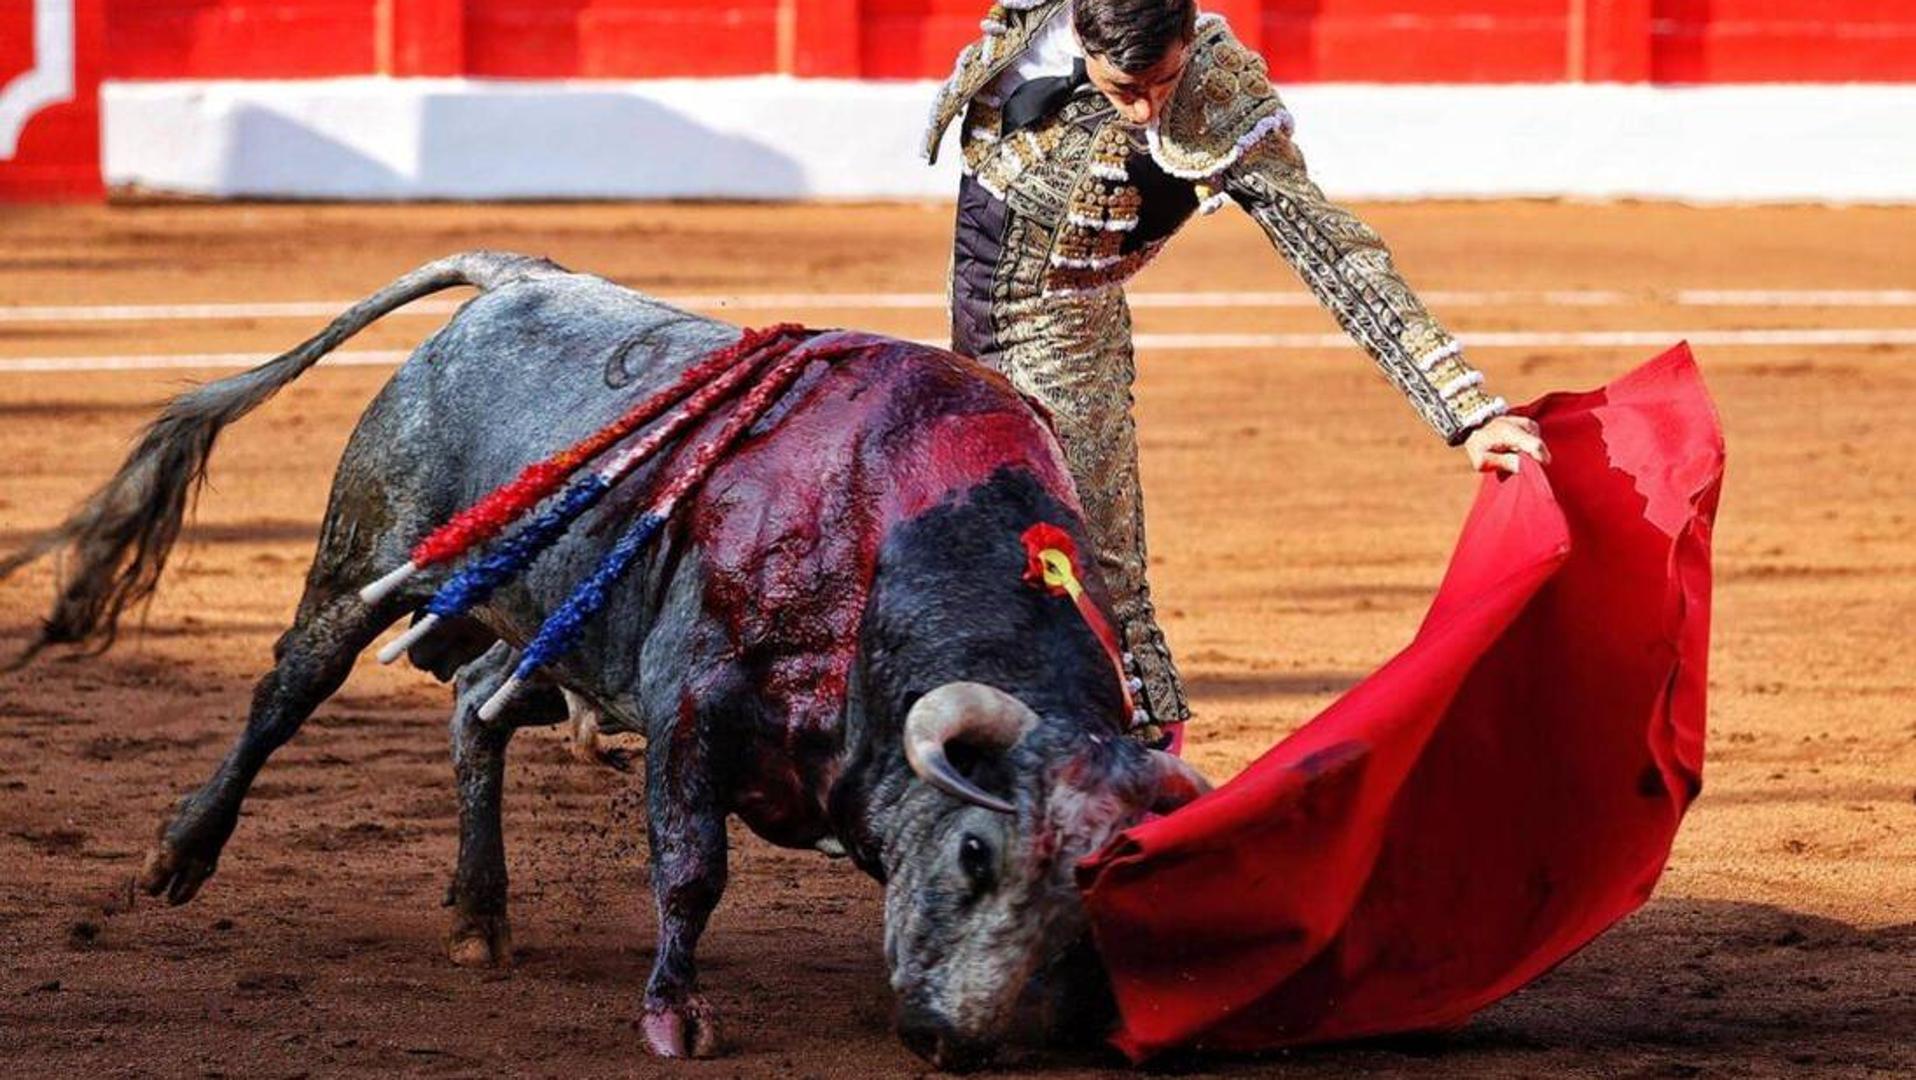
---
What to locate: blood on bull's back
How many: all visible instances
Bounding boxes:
[671,332,1083,847]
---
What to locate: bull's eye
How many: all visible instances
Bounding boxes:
[959,833,995,893]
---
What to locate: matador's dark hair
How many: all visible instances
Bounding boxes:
[1072,0,1199,75]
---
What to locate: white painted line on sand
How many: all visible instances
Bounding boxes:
[6,288,1916,324]
[1133,329,1916,350]
[0,300,467,323]
[1674,289,1916,307]
[3,328,1911,375]
[0,351,413,373]
[669,289,1643,310]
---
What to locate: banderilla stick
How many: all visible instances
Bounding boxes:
[476,337,859,720]
[359,323,806,607]
[370,327,810,664]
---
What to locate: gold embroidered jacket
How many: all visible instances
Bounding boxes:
[924,2,1507,443]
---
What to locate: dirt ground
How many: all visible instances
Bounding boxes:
[0,201,1911,1078]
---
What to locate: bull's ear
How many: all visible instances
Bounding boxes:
[904,683,1039,814]
[1146,750,1212,814]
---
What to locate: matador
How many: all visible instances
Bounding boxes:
[925,0,1548,742]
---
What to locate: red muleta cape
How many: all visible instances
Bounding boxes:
[1077,345,1724,1060]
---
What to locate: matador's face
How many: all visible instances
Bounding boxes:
[1082,40,1192,125]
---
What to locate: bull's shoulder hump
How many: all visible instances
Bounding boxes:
[833,338,1042,425]
[797,340,1073,514]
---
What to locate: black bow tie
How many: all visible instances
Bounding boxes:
[1001,57,1089,135]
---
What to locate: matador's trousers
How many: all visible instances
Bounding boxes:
[949,176,1190,730]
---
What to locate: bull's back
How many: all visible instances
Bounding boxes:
[376,274,739,510]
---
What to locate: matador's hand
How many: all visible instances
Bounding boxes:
[1463,415,1549,476]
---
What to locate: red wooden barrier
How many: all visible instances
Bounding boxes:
[1653,0,1916,83]
[786,0,862,77]
[1580,0,1652,83]
[103,0,375,78]
[386,0,465,76]
[463,1,782,79]
[1,0,105,200]
[5,1,1915,202]
[860,0,982,80]
[1266,1,1574,83]
[80,1,1916,83]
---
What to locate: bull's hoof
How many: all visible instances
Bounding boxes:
[136,837,219,906]
[566,718,637,773]
[445,912,512,968]
[899,1029,995,1073]
[574,739,638,773]
[640,996,721,1058]
[137,801,235,906]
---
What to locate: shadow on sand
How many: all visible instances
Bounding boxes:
[1042,898,1914,1077]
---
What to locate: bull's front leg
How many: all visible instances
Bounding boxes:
[639,703,729,1058]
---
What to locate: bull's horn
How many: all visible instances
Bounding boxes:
[1146,750,1213,814]
[903,683,1039,815]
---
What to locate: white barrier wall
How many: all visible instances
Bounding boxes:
[103,78,1916,203]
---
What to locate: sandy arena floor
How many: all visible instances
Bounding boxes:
[0,201,1911,1077]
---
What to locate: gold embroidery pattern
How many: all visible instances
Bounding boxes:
[1146,15,1289,181]
[1045,243,1167,298]
[1042,124,1174,297]
[959,99,1004,175]
[968,116,1070,200]
[923,0,1071,164]
[1086,124,1133,181]
[961,93,1105,220]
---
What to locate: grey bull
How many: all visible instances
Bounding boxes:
[0,252,1208,1069]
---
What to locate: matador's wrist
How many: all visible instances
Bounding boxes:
[1418,341,1509,445]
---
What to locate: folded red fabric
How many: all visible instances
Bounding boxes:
[1078,344,1724,1061]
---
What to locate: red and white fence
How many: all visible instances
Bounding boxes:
[2,0,102,199]
[7,1,1916,201]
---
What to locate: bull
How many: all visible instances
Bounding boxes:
[0,252,1207,1068]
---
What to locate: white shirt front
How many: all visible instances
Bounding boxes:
[986,3,1082,105]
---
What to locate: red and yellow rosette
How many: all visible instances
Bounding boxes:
[1021,523,1137,718]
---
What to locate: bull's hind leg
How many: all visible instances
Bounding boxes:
[565,688,636,772]
[139,587,404,904]
[443,641,567,967]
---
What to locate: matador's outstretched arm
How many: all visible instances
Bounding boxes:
[1150,14,1509,443]
[1220,132,1509,445]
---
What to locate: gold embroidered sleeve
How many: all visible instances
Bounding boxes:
[1221,133,1506,444]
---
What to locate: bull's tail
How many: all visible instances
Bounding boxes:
[0,250,566,668]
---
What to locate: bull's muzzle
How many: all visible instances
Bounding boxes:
[897,1013,997,1072]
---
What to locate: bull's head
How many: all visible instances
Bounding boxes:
[881,682,1209,1070]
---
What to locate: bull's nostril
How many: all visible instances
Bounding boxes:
[899,1022,940,1064]
[898,1018,996,1072]
[932,1036,995,1073]
[898,1001,999,1072]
